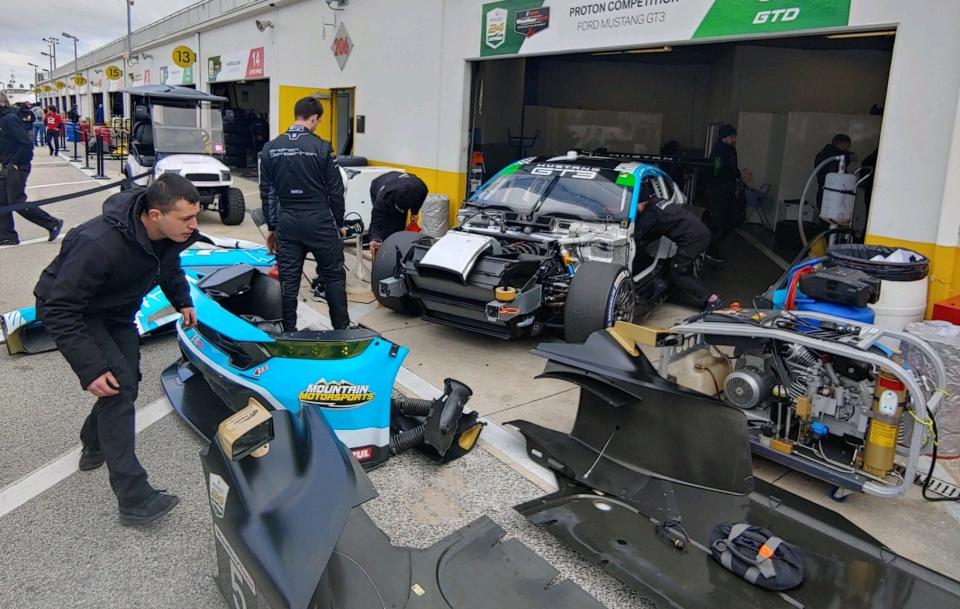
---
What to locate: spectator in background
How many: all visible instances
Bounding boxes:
[95,103,105,125]
[67,104,80,124]
[31,104,45,146]
[44,106,63,156]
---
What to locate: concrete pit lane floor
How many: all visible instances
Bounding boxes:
[2,154,959,608]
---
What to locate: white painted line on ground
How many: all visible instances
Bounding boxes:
[0,397,173,519]
[30,161,70,166]
[736,228,790,270]
[26,179,97,190]
[0,228,69,250]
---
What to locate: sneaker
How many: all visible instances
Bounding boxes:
[703,294,727,311]
[119,490,180,527]
[48,219,64,242]
[78,447,105,471]
[704,251,725,264]
[0,238,19,246]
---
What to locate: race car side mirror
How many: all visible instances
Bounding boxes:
[217,398,274,461]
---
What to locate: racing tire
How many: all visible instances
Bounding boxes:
[563,262,636,344]
[371,231,421,315]
[219,188,246,225]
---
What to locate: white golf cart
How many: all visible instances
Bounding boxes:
[122,85,245,225]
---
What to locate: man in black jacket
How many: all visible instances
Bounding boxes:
[34,174,200,526]
[703,124,743,263]
[0,93,62,246]
[635,194,721,310]
[368,171,428,255]
[814,133,856,207]
[259,96,349,330]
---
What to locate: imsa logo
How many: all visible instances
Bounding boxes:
[299,379,375,409]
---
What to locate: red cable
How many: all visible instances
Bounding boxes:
[785,266,816,311]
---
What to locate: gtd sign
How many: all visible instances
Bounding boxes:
[754,7,800,24]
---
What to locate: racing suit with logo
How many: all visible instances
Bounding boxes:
[259,124,349,330]
[635,196,714,308]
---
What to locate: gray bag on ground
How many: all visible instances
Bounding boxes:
[710,522,804,591]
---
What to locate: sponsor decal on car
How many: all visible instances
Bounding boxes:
[298,379,376,409]
[530,164,599,179]
[209,473,230,519]
[351,446,374,461]
[251,365,269,377]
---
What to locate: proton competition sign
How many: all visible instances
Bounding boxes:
[480,0,851,57]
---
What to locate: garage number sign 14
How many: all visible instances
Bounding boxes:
[173,46,197,68]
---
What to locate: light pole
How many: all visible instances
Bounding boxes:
[42,37,59,70]
[27,62,40,102]
[40,51,53,78]
[62,32,79,79]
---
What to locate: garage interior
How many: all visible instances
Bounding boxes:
[210,79,270,171]
[469,32,894,306]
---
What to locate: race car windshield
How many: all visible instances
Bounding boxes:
[469,168,631,221]
[151,102,226,155]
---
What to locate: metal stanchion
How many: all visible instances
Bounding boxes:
[59,125,66,154]
[93,135,110,180]
[82,132,93,170]
[69,124,80,162]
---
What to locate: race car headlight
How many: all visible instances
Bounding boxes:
[262,339,373,360]
[220,170,230,181]
[161,169,181,176]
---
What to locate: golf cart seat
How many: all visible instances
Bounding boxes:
[131,105,155,167]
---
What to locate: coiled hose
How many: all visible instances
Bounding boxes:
[388,395,434,455]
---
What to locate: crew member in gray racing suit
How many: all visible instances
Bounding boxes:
[259,96,349,330]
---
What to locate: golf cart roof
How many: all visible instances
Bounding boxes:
[122,85,227,103]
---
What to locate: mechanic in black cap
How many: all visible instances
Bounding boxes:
[368,171,428,256]
[259,96,349,331]
[703,124,744,264]
[635,189,722,310]
[34,174,200,526]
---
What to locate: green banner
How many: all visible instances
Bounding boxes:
[481,0,545,58]
[694,0,851,39]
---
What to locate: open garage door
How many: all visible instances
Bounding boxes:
[469,32,894,304]
[211,79,270,170]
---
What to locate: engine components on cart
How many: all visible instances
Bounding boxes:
[656,309,946,498]
[799,266,878,307]
[510,325,960,609]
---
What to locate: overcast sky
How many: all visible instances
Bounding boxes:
[0,0,200,88]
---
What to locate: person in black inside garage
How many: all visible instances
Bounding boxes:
[814,133,857,208]
[0,92,63,246]
[368,170,428,256]
[635,188,722,311]
[259,96,349,331]
[703,124,744,264]
[34,174,200,526]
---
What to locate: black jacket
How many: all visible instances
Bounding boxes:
[368,171,428,242]
[709,140,740,191]
[259,125,345,231]
[34,190,198,388]
[635,197,711,248]
[0,106,34,166]
[814,144,855,190]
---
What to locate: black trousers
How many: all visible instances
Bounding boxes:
[704,184,744,255]
[78,319,153,507]
[46,130,60,155]
[277,206,350,330]
[667,232,713,308]
[0,164,59,242]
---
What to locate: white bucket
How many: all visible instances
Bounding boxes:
[869,277,928,335]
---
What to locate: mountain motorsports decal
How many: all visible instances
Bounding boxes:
[299,379,376,409]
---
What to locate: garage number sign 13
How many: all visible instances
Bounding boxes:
[172,46,197,68]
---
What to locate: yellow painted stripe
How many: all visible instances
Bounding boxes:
[367,159,467,226]
[865,234,960,316]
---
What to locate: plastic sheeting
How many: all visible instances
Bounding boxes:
[904,321,960,456]
[421,194,449,239]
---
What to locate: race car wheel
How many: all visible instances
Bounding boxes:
[219,188,246,225]
[564,262,636,343]
[371,231,421,315]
